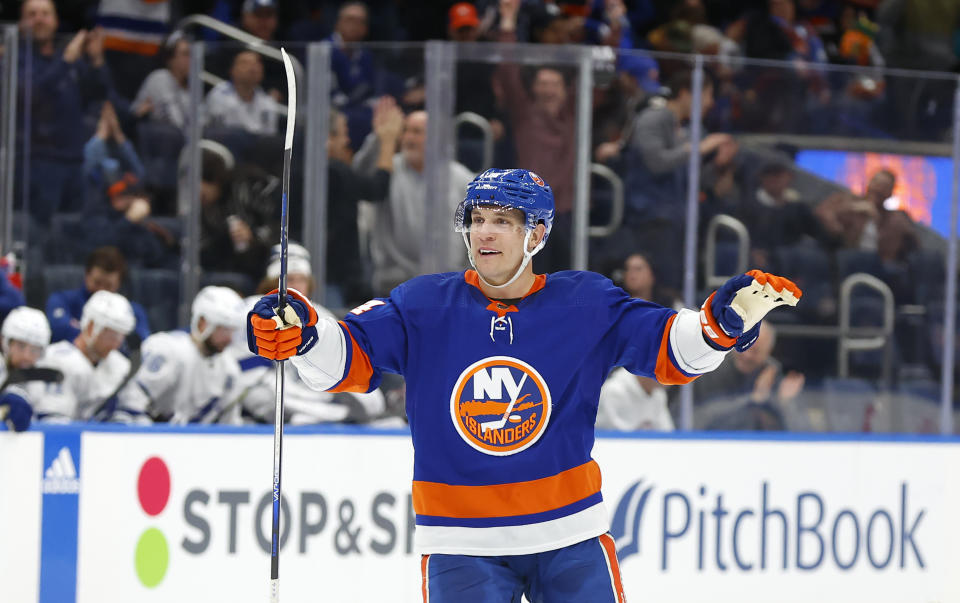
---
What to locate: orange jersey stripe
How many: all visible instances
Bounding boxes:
[102,36,160,55]
[421,555,430,602]
[654,314,697,385]
[598,534,627,602]
[328,322,375,393]
[412,460,602,519]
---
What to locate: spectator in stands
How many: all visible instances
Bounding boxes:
[35,290,135,422]
[241,0,279,45]
[618,252,681,310]
[83,100,145,209]
[113,286,245,424]
[622,70,732,223]
[208,0,286,103]
[352,110,474,294]
[815,168,918,265]
[84,179,180,269]
[693,323,805,430]
[96,0,171,101]
[45,246,151,347]
[494,0,577,271]
[728,0,829,132]
[132,33,192,135]
[327,2,377,146]
[736,162,837,270]
[198,142,274,284]
[593,52,660,165]
[734,0,828,64]
[327,99,403,305]
[597,368,674,431]
[0,307,54,432]
[584,0,632,48]
[19,0,114,224]
[616,70,734,289]
[233,246,387,425]
[647,0,707,54]
[449,3,507,147]
[205,50,279,136]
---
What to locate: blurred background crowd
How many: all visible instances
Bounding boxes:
[2,0,959,433]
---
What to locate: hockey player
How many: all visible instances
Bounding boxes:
[247,169,802,602]
[34,290,135,422]
[0,307,58,431]
[114,286,245,424]
[235,243,386,424]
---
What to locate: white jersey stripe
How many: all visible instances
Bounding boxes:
[415,502,609,556]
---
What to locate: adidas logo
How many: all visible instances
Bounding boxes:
[42,446,80,494]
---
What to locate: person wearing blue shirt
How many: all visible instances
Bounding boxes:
[19,0,114,224]
[45,246,151,348]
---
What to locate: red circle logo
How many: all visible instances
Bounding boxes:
[450,356,551,456]
[530,172,545,187]
[137,457,171,517]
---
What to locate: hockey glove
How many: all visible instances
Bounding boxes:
[700,270,802,352]
[0,389,33,432]
[247,288,319,360]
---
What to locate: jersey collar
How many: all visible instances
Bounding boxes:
[465,270,547,316]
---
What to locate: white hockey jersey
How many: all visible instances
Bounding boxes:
[34,341,131,421]
[118,330,242,424]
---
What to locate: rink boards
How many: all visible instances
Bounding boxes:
[2,424,959,603]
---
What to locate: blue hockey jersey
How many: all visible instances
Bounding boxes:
[305,269,724,555]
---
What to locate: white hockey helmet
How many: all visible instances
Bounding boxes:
[81,290,136,337]
[191,286,244,340]
[266,242,312,280]
[1,306,51,351]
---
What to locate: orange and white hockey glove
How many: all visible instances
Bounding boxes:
[700,270,802,352]
[246,288,319,360]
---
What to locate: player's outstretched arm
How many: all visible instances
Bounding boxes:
[247,289,348,391]
[700,270,802,352]
[658,270,802,384]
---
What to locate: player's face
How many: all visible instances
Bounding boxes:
[85,267,122,294]
[287,273,312,298]
[204,325,235,356]
[469,207,529,285]
[7,340,43,369]
[91,327,125,360]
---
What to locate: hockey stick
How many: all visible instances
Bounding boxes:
[270,47,297,603]
[480,373,528,432]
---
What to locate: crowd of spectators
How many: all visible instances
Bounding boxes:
[3,0,959,433]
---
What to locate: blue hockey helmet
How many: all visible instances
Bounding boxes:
[455,168,555,245]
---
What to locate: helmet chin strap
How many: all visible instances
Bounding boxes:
[463,230,544,290]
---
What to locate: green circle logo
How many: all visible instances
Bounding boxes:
[135,527,169,588]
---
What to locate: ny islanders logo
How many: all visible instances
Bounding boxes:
[450,356,551,456]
